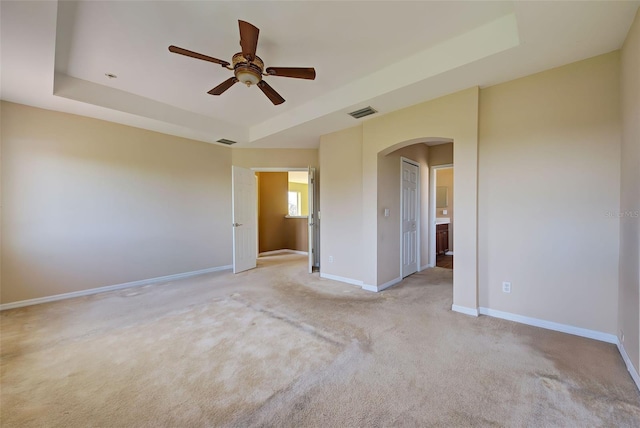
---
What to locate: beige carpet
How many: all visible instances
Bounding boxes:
[1,254,639,427]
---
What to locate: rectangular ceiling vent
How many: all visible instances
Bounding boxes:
[348,106,378,119]
[216,138,237,145]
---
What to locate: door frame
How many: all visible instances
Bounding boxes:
[400,157,420,278]
[429,163,453,268]
[251,167,318,271]
[307,168,318,273]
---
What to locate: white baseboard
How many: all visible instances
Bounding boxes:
[445,251,454,256]
[377,277,402,292]
[617,341,640,392]
[362,277,402,293]
[0,265,232,311]
[259,249,308,256]
[319,273,363,287]
[452,304,479,316]
[478,307,618,344]
[420,264,433,271]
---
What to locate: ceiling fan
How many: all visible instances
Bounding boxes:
[168,20,316,105]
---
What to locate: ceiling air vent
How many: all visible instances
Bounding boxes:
[348,106,377,119]
[216,138,237,145]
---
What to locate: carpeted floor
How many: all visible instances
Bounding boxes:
[1,254,639,427]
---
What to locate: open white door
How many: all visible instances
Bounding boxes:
[232,166,257,273]
[401,160,419,278]
[308,168,315,273]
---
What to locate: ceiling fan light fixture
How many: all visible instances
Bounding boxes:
[232,53,264,87]
[236,69,261,86]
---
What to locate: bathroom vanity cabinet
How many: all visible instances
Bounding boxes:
[436,223,449,255]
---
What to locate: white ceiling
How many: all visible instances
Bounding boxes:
[2,1,638,149]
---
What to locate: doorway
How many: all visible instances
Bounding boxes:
[430,165,453,269]
[231,167,318,274]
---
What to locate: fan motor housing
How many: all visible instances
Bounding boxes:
[232,53,264,86]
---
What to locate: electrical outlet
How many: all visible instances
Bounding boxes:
[502,281,511,293]
[329,256,334,263]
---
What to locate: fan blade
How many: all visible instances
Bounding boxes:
[169,45,230,67]
[266,67,316,80]
[257,80,285,105]
[238,20,259,61]
[208,77,238,95]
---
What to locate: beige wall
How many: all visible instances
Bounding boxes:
[319,126,363,282]
[478,52,621,334]
[619,9,640,373]
[285,218,308,253]
[232,148,318,169]
[377,144,430,284]
[0,102,232,304]
[428,143,454,166]
[363,88,479,306]
[436,168,454,251]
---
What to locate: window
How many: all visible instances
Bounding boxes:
[288,191,301,216]
[287,171,309,217]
